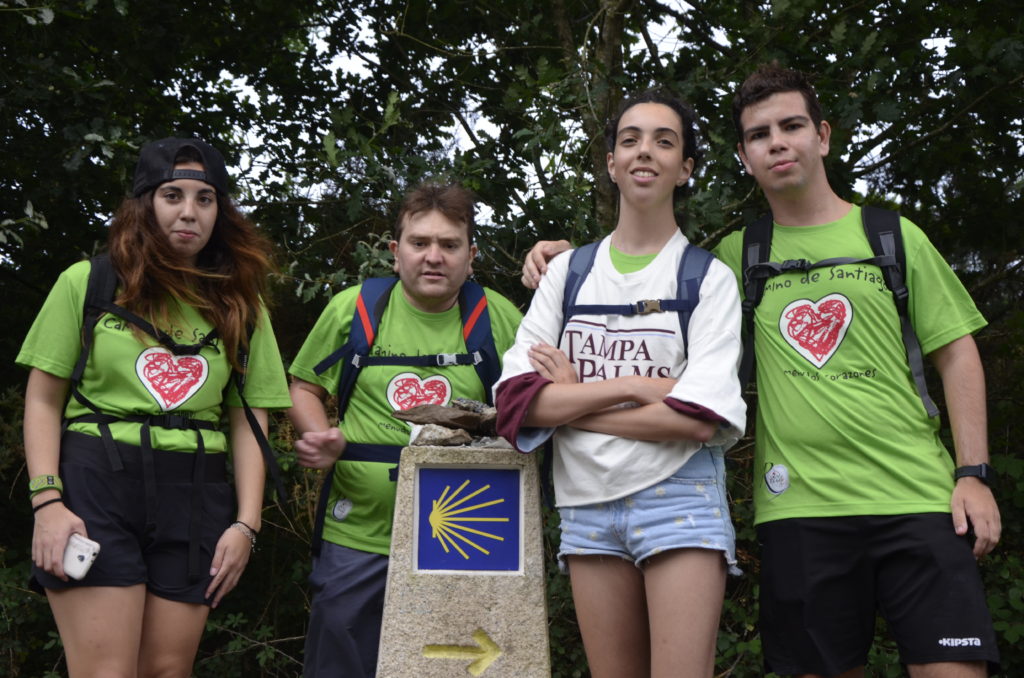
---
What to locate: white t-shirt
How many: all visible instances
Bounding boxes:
[497,231,746,506]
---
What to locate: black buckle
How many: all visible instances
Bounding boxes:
[780,259,812,272]
[635,299,662,314]
[157,414,197,430]
[167,343,202,356]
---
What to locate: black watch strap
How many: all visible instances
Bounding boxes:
[954,463,996,487]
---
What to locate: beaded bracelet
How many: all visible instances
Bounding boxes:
[230,521,258,551]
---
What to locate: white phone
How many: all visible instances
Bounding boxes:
[63,533,100,580]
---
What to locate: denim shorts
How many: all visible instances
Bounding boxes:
[557,446,738,574]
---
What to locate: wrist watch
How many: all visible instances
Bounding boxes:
[954,463,996,487]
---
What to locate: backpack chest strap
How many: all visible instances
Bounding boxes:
[567,297,698,318]
[743,254,895,285]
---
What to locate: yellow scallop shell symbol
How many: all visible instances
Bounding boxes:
[428,479,510,560]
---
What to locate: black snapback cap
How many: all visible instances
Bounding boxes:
[132,137,229,197]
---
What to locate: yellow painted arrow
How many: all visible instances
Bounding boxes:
[422,628,502,676]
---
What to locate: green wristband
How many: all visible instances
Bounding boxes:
[28,474,63,497]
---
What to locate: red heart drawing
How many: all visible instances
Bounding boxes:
[386,372,452,410]
[779,294,853,368]
[135,347,209,410]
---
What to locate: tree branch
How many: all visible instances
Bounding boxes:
[853,73,1023,176]
[639,18,659,63]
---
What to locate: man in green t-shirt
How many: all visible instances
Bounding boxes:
[520,65,1001,678]
[714,63,1000,678]
[288,182,521,678]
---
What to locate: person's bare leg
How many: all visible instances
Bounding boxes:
[47,584,147,678]
[567,555,650,678]
[136,592,210,678]
[795,669,865,678]
[908,661,987,678]
[644,549,725,678]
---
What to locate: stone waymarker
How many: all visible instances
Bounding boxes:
[377,445,551,677]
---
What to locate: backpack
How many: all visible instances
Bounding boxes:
[561,239,716,358]
[739,205,939,417]
[68,253,287,579]
[307,276,502,554]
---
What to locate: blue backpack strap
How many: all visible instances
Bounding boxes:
[560,242,600,336]
[673,244,714,358]
[561,240,712,357]
[458,280,500,405]
[312,277,399,420]
[861,206,939,418]
[563,241,653,323]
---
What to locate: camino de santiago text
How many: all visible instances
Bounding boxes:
[563,329,673,380]
[102,316,215,345]
[763,265,888,295]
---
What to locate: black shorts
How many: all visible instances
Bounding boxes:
[757,514,999,676]
[31,431,234,605]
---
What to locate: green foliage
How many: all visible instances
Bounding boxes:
[2,0,1022,676]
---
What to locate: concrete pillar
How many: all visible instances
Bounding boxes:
[377,445,551,677]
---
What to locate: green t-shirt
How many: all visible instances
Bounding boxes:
[609,245,657,274]
[17,260,291,453]
[289,281,522,554]
[715,206,986,524]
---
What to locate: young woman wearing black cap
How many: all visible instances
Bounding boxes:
[17,138,291,677]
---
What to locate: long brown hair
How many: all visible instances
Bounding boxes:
[107,181,274,372]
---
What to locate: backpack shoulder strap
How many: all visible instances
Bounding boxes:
[324,277,399,420]
[861,206,939,417]
[741,214,774,317]
[675,244,715,358]
[72,254,118,385]
[231,321,289,506]
[458,280,500,405]
[739,215,774,386]
[560,239,713,357]
[861,206,906,304]
[560,242,600,336]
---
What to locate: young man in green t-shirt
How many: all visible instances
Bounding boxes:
[521,65,1001,678]
[288,182,521,678]
[715,63,1000,678]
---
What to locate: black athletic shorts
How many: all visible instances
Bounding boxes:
[31,431,234,605]
[757,514,999,676]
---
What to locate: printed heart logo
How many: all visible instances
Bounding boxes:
[136,347,209,410]
[779,294,853,368]
[386,372,452,411]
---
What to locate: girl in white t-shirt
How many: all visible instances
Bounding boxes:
[496,91,745,677]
